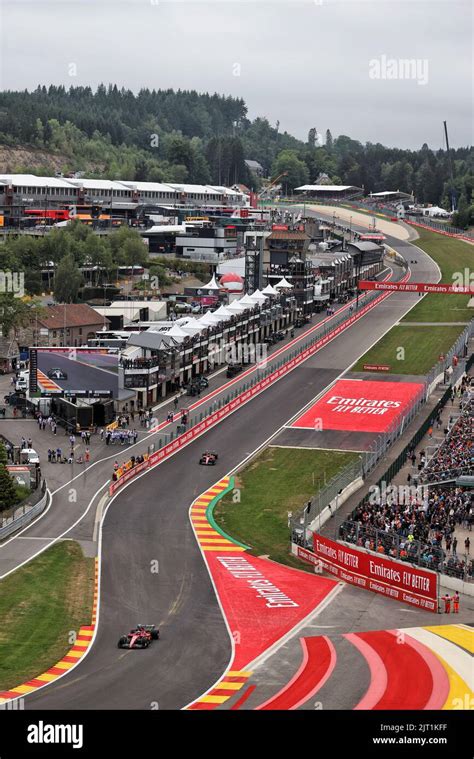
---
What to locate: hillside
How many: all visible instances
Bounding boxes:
[0,85,472,219]
[0,145,105,176]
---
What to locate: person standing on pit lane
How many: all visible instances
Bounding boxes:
[452,591,460,613]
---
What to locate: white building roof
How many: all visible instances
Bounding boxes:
[0,173,241,199]
[69,178,131,191]
[167,184,220,195]
[295,185,356,192]
[143,225,186,235]
[208,186,241,196]
[369,190,412,198]
[119,181,175,193]
[0,174,78,189]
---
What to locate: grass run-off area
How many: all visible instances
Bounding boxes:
[401,229,473,323]
[0,541,95,691]
[356,228,473,373]
[214,447,360,571]
[352,325,465,375]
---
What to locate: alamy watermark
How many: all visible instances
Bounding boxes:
[208,340,268,369]
[369,55,429,86]
[0,270,25,297]
[368,482,429,506]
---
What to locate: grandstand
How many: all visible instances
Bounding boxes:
[340,376,474,581]
[294,184,363,201]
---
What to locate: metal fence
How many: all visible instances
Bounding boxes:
[0,479,48,540]
[339,520,473,582]
[290,458,363,539]
[425,322,473,391]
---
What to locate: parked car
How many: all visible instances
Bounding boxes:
[20,448,40,465]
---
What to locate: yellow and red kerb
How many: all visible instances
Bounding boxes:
[37,369,61,392]
[190,477,245,554]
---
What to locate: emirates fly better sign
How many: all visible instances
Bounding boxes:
[305,534,438,612]
[292,379,425,433]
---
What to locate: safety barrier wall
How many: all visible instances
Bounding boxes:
[0,480,48,541]
[292,535,439,612]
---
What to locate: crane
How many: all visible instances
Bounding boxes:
[443,121,457,213]
[258,171,288,198]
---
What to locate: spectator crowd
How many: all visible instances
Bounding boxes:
[341,482,473,580]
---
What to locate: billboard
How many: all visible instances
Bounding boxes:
[359,280,473,294]
[292,379,425,433]
[300,534,437,612]
[29,347,119,398]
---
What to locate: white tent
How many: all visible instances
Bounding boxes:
[175,317,206,335]
[275,277,293,289]
[262,284,279,295]
[167,324,190,341]
[251,289,268,302]
[226,300,249,312]
[238,294,259,307]
[198,313,223,326]
[201,274,220,290]
[213,305,234,320]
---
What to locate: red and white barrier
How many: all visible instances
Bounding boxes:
[405,219,474,243]
[294,534,438,613]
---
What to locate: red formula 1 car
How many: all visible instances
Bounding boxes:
[199,451,218,466]
[117,624,160,649]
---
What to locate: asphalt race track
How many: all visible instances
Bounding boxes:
[24,233,444,710]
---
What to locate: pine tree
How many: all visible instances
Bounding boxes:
[0,443,7,465]
[0,464,18,511]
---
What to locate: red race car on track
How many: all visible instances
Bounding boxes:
[117,625,160,649]
[199,451,218,466]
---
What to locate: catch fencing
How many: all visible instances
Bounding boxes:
[0,479,48,541]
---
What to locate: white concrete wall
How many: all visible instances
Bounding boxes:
[308,475,364,533]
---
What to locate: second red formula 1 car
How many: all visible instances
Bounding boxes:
[199,451,218,466]
[117,624,160,649]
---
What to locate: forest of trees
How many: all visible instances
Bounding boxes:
[0,85,472,223]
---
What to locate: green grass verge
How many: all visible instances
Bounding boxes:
[352,325,464,375]
[0,541,95,691]
[402,229,472,323]
[356,229,472,372]
[214,447,360,570]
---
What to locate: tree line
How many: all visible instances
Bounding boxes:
[0,85,472,223]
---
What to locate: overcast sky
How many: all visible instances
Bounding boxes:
[1,0,472,149]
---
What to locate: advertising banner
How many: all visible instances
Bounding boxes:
[359,280,473,294]
[305,534,437,612]
[292,379,424,433]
